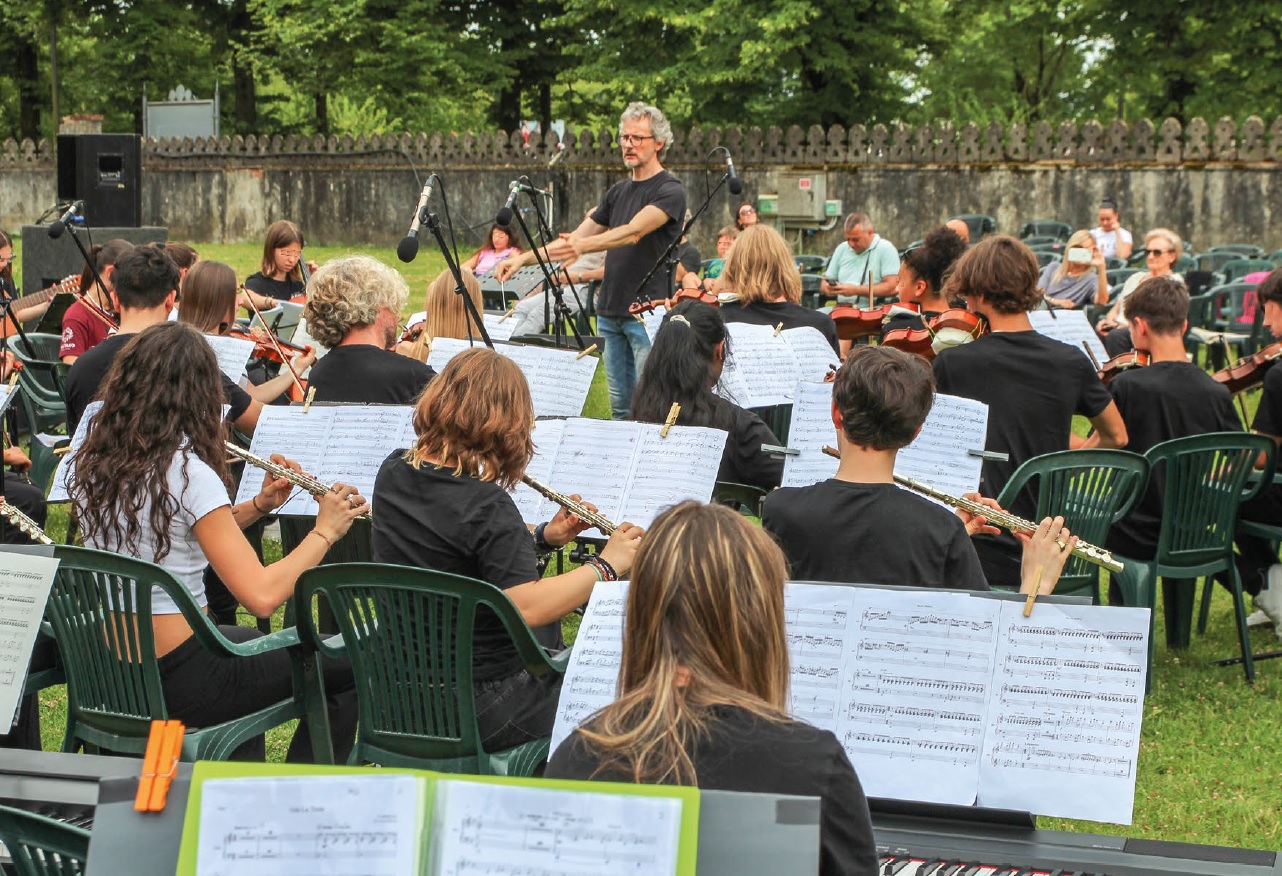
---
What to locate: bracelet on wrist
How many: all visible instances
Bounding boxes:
[532,522,555,555]
[584,561,604,582]
[251,494,270,514]
[308,529,334,549]
[585,555,618,582]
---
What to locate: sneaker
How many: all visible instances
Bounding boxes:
[1257,566,1282,627]
[1247,609,1272,627]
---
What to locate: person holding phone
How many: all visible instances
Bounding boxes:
[1038,230,1109,310]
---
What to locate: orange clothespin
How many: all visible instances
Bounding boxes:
[134,719,184,812]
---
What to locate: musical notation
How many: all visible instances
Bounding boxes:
[549,587,626,755]
[859,609,995,641]
[202,333,258,385]
[843,733,979,766]
[426,337,598,418]
[0,552,59,731]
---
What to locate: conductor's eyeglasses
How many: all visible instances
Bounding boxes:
[619,134,655,146]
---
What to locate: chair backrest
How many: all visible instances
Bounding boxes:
[1268,248,1282,268]
[1022,235,1062,249]
[296,563,556,766]
[949,213,997,240]
[1035,251,1060,268]
[794,254,827,274]
[43,546,179,750]
[0,804,90,876]
[1019,220,1072,241]
[994,450,1150,596]
[1196,251,1240,273]
[10,334,69,407]
[1105,256,1127,270]
[1221,258,1274,283]
[1207,243,1265,258]
[1106,268,1140,292]
[1146,433,1275,569]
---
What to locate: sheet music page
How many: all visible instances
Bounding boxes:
[291,318,329,378]
[780,382,839,488]
[195,774,425,876]
[424,337,476,372]
[0,551,59,731]
[784,583,857,727]
[620,425,727,527]
[550,580,627,755]
[202,334,257,384]
[978,601,1150,824]
[0,384,17,421]
[781,326,839,384]
[1027,310,1109,365]
[717,323,802,407]
[641,305,667,342]
[430,779,682,876]
[503,344,599,418]
[895,393,989,504]
[320,406,416,512]
[541,419,641,535]
[48,399,102,503]
[510,419,565,526]
[483,311,518,342]
[835,589,1000,806]
[233,406,338,514]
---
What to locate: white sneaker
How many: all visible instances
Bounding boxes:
[1247,609,1272,627]
[1256,566,1282,627]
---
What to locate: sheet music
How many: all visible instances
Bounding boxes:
[836,589,999,806]
[0,551,59,731]
[291,318,329,378]
[483,311,518,342]
[540,419,636,532]
[785,584,857,727]
[425,338,598,418]
[510,419,565,524]
[895,394,988,502]
[1028,310,1109,365]
[233,405,415,515]
[781,326,839,383]
[978,600,1149,824]
[549,580,626,756]
[0,383,17,421]
[431,779,681,876]
[195,774,425,876]
[202,334,257,384]
[715,323,802,408]
[780,382,840,488]
[641,305,667,342]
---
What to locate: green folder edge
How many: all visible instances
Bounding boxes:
[176,760,701,875]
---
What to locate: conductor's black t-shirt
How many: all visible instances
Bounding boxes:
[591,171,686,317]
[762,479,988,590]
[306,344,434,405]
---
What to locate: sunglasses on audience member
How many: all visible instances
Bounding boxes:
[739,208,756,216]
[1144,248,1174,256]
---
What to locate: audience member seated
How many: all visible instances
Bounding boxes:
[461,223,521,277]
[1090,198,1133,260]
[1039,230,1109,310]
[303,255,435,404]
[735,202,759,231]
[1096,228,1183,355]
[692,225,738,293]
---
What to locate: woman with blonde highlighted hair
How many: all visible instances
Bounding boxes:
[547,501,877,875]
[1037,229,1108,310]
[718,225,839,353]
[397,268,485,362]
[371,347,644,752]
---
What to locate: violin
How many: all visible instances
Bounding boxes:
[881,326,936,359]
[925,308,988,353]
[1212,342,1282,394]
[627,286,720,316]
[227,325,313,365]
[1096,350,1151,385]
[829,304,893,340]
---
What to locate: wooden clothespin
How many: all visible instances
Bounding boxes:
[303,385,317,413]
[822,444,841,460]
[660,402,681,438]
[576,343,598,360]
[6,371,18,388]
[500,307,517,322]
[1023,565,1044,617]
[773,322,784,337]
[135,719,184,812]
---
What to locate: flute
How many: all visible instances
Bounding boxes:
[521,475,617,535]
[820,445,1122,573]
[0,500,55,545]
[225,442,372,520]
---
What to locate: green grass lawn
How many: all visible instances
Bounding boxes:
[15,235,1282,851]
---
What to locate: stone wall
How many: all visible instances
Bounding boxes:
[3,117,1282,255]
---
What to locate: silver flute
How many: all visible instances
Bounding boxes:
[820,445,1122,573]
[225,442,372,520]
[0,500,55,545]
[521,475,617,535]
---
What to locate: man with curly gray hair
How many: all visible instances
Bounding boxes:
[496,101,686,419]
[303,254,435,404]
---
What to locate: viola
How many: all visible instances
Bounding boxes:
[925,308,988,353]
[227,325,313,365]
[1212,342,1282,394]
[1097,350,1151,385]
[627,286,720,316]
[881,326,936,359]
[829,304,892,340]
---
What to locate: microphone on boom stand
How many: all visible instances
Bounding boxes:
[48,201,84,239]
[725,153,743,195]
[495,181,522,226]
[397,174,438,264]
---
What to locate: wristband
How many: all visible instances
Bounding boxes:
[308,529,334,549]
[584,561,604,582]
[251,494,270,514]
[532,522,555,555]
[585,555,618,582]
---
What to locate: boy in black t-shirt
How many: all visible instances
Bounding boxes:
[1103,277,1239,562]
[932,235,1127,589]
[763,346,1075,595]
[1233,270,1282,632]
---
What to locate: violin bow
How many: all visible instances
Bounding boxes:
[240,285,307,398]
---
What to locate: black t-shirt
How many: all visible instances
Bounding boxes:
[1107,361,1239,556]
[370,454,560,679]
[547,704,878,876]
[720,300,841,354]
[677,241,701,275]
[65,333,252,434]
[307,344,435,405]
[763,479,988,589]
[1253,363,1282,436]
[244,272,305,301]
[591,171,686,317]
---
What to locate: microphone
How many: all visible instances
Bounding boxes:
[725,154,743,196]
[48,201,84,239]
[396,175,437,263]
[495,181,523,225]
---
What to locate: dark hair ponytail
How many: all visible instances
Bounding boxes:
[902,225,967,293]
[630,300,736,430]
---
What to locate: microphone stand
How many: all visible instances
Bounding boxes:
[61,223,116,329]
[628,165,732,308]
[513,177,588,351]
[423,209,494,349]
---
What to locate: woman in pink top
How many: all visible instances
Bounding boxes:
[462,224,522,277]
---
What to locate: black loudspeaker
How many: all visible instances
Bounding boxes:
[56,134,143,228]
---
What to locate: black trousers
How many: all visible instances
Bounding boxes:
[1234,484,1282,596]
[157,624,357,763]
[474,668,563,754]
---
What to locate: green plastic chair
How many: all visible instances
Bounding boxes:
[1195,251,1241,275]
[0,804,90,876]
[296,562,569,775]
[948,213,996,241]
[1109,433,1275,683]
[794,254,828,274]
[994,449,1150,602]
[278,516,374,634]
[1267,248,1282,268]
[1219,258,1274,284]
[1207,243,1265,258]
[712,481,767,517]
[1019,220,1072,242]
[42,545,312,760]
